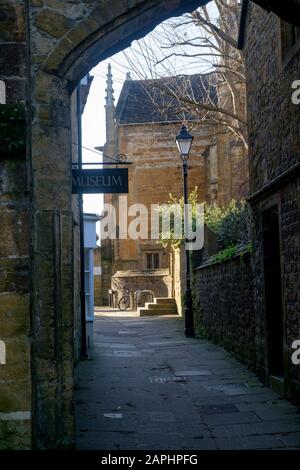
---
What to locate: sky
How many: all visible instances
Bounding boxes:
[81,59,125,217]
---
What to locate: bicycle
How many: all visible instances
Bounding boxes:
[118,287,131,311]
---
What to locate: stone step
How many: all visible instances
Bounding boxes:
[138,307,178,317]
[145,302,177,310]
[154,297,177,305]
[138,297,178,316]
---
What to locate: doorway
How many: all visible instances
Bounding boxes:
[262,205,284,378]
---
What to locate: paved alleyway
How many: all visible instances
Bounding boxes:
[75,310,300,450]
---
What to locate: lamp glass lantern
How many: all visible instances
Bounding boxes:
[176,124,194,161]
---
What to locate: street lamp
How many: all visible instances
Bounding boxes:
[176,123,195,338]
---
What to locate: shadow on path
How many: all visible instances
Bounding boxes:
[75,310,300,450]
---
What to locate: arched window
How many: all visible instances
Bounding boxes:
[0,80,6,104]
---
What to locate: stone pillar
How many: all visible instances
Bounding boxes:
[0,1,32,450]
[30,72,75,448]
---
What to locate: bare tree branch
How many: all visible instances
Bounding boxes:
[118,0,248,150]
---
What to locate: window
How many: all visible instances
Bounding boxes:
[281,20,300,60]
[146,253,160,269]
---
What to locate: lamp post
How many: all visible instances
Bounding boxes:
[176,123,195,338]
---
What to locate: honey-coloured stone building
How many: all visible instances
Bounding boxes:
[100,67,249,306]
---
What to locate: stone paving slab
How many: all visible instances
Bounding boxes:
[215,435,285,450]
[210,419,300,438]
[75,312,300,450]
[203,411,261,426]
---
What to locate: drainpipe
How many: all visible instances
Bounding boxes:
[76,84,88,358]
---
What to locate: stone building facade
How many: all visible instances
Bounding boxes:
[100,68,249,305]
[243,2,300,399]
[0,0,298,450]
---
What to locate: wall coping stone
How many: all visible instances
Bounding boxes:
[194,244,251,271]
[248,160,300,205]
[112,269,169,277]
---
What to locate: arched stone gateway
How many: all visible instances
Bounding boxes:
[29,0,211,451]
[1,0,300,450]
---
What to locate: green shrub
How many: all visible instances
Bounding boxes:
[157,188,252,254]
[205,199,251,249]
[209,243,251,264]
[211,245,238,263]
[157,186,200,249]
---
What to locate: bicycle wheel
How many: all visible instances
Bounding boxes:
[118,295,130,311]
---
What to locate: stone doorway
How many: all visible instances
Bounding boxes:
[262,206,285,387]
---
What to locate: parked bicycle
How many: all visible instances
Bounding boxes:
[118,286,131,311]
[117,287,155,311]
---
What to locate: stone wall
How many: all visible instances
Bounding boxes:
[111,269,171,309]
[249,179,300,396]
[245,4,300,194]
[245,4,300,398]
[281,179,300,393]
[204,131,249,206]
[100,244,113,305]
[93,247,102,306]
[0,1,32,450]
[171,247,185,316]
[71,91,82,365]
[193,250,256,368]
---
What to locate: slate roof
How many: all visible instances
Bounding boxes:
[115,74,217,125]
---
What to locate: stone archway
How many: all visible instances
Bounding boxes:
[1,0,299,450]
[28,0,212,450]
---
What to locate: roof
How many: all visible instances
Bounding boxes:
[115,74,217,125]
